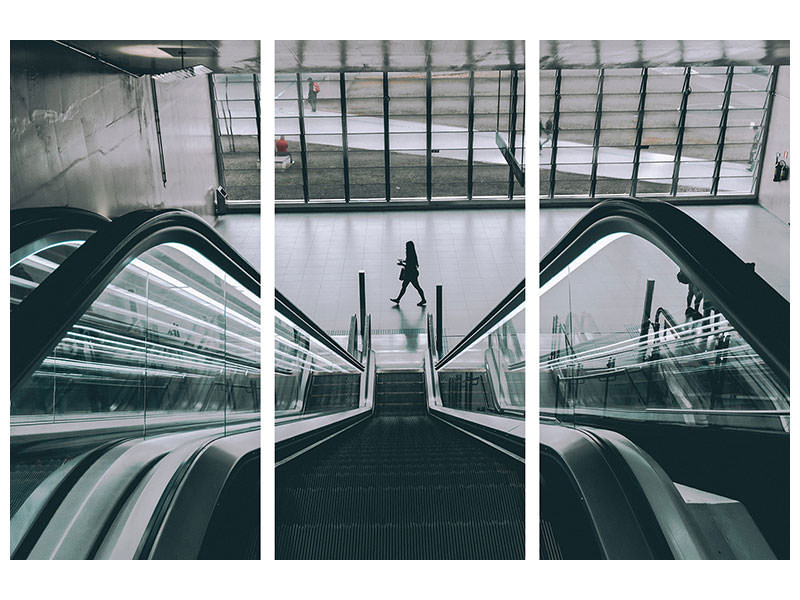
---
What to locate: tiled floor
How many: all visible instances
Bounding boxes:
[540,204,789,300]
[205,213,261,272]
[275,209,525,342]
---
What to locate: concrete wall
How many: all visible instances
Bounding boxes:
[10,41,219,218]
[757,65,790,223]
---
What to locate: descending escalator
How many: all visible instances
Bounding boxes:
[539,198,789,559]
[275,371,524,559]
[10,208,261,560]
[275,284,526,560]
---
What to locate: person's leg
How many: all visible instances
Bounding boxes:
[411,278,426,303]
[392,280,410,302]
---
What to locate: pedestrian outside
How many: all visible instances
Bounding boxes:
[307,77,319,112]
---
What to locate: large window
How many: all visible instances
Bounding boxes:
[540,65,775,201]
[275,69,525,204]
[211,74,261,207]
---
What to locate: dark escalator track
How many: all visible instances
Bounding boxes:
[276,371,525,559]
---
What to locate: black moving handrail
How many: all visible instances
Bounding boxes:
[11,207,111,251]
[11,209,261,393]
[11,207,111,262]
[275,289,365,372]
[539,198,789,388]
[435,279,525,370]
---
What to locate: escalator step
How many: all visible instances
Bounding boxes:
[276,405,525,559]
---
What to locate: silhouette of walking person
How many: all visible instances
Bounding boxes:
[306,77,319,112]
[391,241,427,306]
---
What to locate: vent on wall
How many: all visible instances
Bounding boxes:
[153,64,212,83]
[158,46,219,58]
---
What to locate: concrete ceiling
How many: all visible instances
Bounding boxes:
[541,40,790,69]
[12,40,260,76]
[275,40,524,73]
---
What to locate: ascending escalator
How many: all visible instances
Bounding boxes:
[275,281,526,559]
[539,198,789,559]
[10,208,261,560]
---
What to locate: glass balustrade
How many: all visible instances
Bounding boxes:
[275,300,364,420]
[12,242,261,430]
[435,287,525,415]
[540,232,788,431]
[11,240,85,308]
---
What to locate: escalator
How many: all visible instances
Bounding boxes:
[275,281,525,559]
[10,208,261,560]
[539,198,789,559]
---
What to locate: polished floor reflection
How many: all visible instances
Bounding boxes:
[276,209,525,360]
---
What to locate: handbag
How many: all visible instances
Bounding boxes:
[398,267,406,280]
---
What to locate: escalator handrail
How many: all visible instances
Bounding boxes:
[11,207,111,254]
[276,288,365,372]
[435,279,525,370]
[539,198,789,388]
[11,208,260,393]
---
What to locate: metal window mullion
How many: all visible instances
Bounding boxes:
[252,74,261,154]
[507,69,519,200]
[519,70,525,183]
[589,68,605,198]
[383,71,391,202]
[339,73,351,202]
[548,69,562,199]
[753,65,780,199]
[630,67,648,197]
[426,69,432,202]
[467,70,475,200]
[711,66,734,196]
[670,67,692,197]
[207,75,227,191]
[295,74,310,203]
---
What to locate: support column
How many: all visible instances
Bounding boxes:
[436,284,443,359]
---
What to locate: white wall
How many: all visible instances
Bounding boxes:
[10,42,219,218]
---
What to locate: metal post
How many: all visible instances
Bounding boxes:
[295,73,310,202]
[507,69,519,200]
[467,70,475,200]
[339,73,351,202]
[638,279,655,362]
[426,68,432,201]
[548,69,562,199]
[670,67,692,197]
[711,66,734,196]
[436,284,443,359]
[359,270,366,344]
[383,71,391,201]
[630,67,648,197]
[589,68,605,198]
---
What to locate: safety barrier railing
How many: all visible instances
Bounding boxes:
[429,280,525,416]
